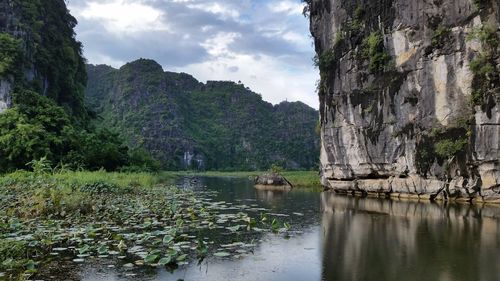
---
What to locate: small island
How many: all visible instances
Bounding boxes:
[254,172,293,191]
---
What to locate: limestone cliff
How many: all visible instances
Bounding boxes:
[0,0,88,118]
[308,0,499,202]
[86,60,320,171]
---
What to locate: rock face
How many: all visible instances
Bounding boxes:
[0,79,11,113]
[308,0,500,202]
[254,173,293,189]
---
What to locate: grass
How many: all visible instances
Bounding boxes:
[184,170,322,187]
[52,170,178,188]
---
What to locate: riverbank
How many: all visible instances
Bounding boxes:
[181,170,321,187]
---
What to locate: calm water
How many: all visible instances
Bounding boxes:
[79,176,500,281]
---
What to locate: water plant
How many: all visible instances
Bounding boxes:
[0,172,293,279]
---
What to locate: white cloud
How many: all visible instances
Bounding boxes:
[85,52,125,68]
[201,32,241,57]
[187,2,240,20]
[268,0,304,15]
[75,0,168,34]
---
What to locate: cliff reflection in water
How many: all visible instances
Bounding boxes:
[321,192,500,281]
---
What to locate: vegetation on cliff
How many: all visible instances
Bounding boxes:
[0,1,161,173]
[85,60,320,171]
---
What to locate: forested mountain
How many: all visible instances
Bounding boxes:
[86,60,320,171]
[0,0,131,172]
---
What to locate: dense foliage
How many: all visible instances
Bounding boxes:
[0,90,131,173]
[86,60,320,171]
[0,0,161,173]
[4,0,88,118]
[0,33,21,76]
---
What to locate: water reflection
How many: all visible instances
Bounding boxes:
[321,192,500,281]
[70,178,500,281]
[255,189,289,203]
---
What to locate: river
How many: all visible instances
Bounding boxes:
[78,176,499,281]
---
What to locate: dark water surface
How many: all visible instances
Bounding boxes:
[80,176,500,281]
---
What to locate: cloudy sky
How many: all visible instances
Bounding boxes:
[66,0,319,109]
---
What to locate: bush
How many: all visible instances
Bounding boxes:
[466,25,498,50]
[470,90,483,105]
[469,54,495,77]
[362,32,390,72]
[435,139,468,158]
[0,33,22,76]
[0,90,130,173]
[0,90,74,172]
[314,49,336,72]
[431,25,452,48]
[270,164,284,174]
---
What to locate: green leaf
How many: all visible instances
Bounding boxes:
[176,254,187,262]
[226,225,240,232]
[214,252,231,257]
[162,235,174,244]
[98,245,108,255]
[144,254,159,264]
[158,257,171,266]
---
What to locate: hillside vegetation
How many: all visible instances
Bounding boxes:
[86,60,320,171]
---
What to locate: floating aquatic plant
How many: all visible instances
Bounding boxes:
[0,174,294,280]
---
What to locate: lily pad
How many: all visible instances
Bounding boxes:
[52,247,68,252]
[144,254,159,263]
[162,235,174,244]
[158,257,172,266]
[213,252,231,257]
[176,254,187,262]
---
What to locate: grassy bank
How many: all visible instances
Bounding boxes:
[185,170,322,187]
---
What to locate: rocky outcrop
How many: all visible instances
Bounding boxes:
[254,173,293,190]
[0,79,12,113]
[308,0,500,202]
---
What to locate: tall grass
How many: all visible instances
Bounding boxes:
[186,170,321,187]
[0,170,180,189]
[52,171,173,188]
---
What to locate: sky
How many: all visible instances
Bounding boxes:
[66,0,319,109]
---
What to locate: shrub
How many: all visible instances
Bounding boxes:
[362,32,391,72]
[470,90,483,105]
[0,33,22,76]
[466,24,499,50]
[431,25,452,48]
[435,139,468,158]
[0,90,130,173]
[469,54,495,77]
[270,164,284,174]
[314,49,336,72]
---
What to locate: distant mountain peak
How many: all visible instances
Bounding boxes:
[120,58,164,74]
